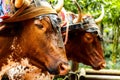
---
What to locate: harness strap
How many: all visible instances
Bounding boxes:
[61,23,83,33]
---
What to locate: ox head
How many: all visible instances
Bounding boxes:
[23,14,70,75]
[0,0,70,75]
[63,0,106,70]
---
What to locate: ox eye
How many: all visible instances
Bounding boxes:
[86,37,92,41]
[57,17,62,24]
[84,33,93,43]
[34,20,43,29]
[35,24,43,29]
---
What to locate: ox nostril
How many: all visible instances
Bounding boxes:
[58,63,71,75]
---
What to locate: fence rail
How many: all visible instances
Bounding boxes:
[54,68,120,80]
[85,75,120,80]
[81,68,120,80]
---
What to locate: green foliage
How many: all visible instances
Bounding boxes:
[103,0,120,65]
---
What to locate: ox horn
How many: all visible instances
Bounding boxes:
[95,5,104,23]
[14,0,25,8]
[54,0,64,13]
[72,0,82,23]
[14,0,31,8]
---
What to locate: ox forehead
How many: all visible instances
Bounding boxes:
[36,14,64,47]
[61,16,103,40]
[36,14,61,31]
[0,14,64,47]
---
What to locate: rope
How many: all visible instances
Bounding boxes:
[64,20,69,45]
[10,0,31,19]
[2,1,57,23]
[64,14,70,45]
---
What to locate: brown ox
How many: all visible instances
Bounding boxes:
[59,0,106,70]
[0,0,70,76]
